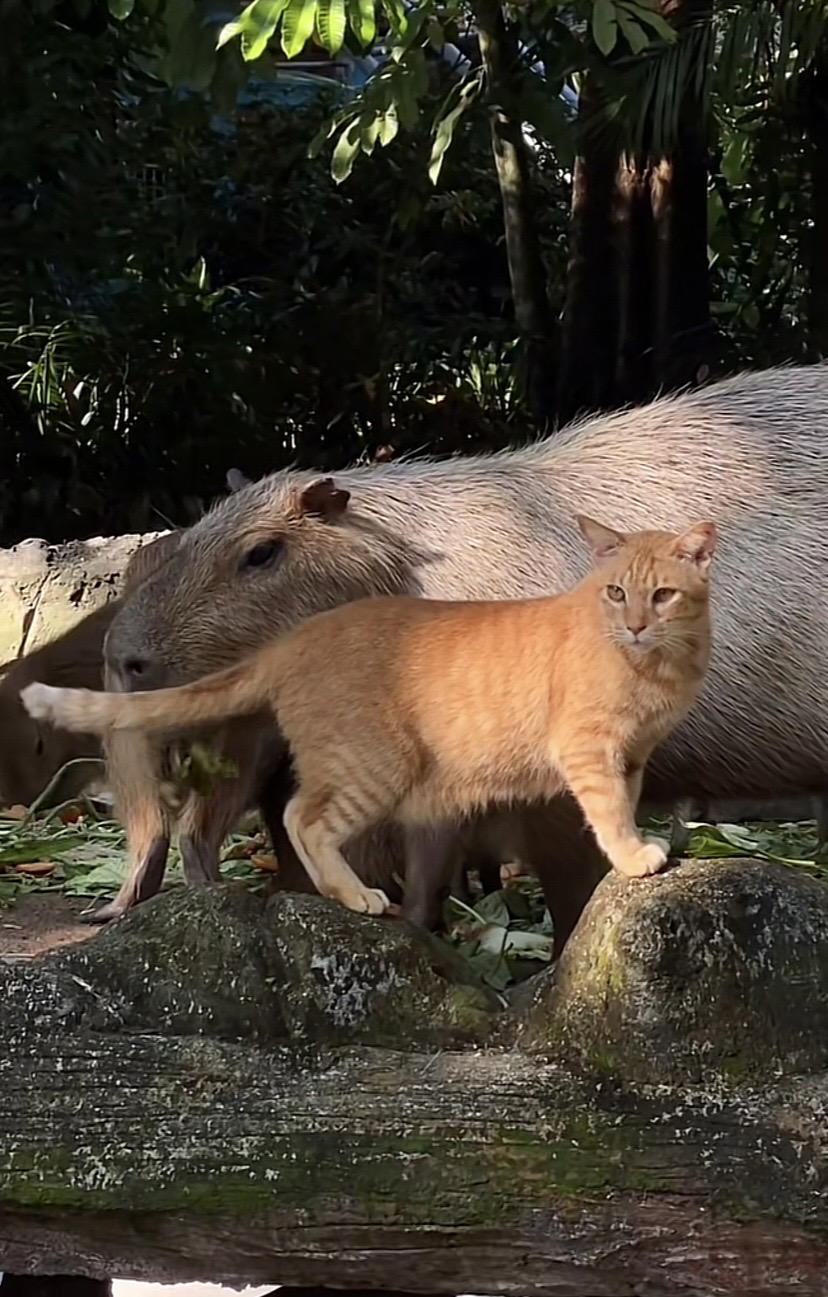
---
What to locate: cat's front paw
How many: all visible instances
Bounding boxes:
[614,839,669,879]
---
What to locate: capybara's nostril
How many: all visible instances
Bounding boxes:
[117,655,164,690]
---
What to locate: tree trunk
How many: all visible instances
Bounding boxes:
[475,0,555,424]
[558,0,715,422]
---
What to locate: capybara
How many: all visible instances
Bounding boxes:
[27,518,717,911]
[98,363,828,942]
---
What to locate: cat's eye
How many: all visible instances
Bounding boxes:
[240,540,283,571]
[653,587,677,606]
[606,584,626,603]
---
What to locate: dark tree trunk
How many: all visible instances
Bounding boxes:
[475,0,555,424]
[558,0,715,422]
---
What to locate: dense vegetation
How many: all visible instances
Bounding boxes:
[1,0,825,544]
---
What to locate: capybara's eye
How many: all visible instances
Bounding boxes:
[606,584,625,602]
[241,540,283,571]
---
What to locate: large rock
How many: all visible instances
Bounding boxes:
[0,531,166,663]
[518,856,828,1082]
[26,888,501,1049]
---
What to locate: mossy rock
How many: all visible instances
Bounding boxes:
[37,887,500,1050]
[50,886,284,1043]
[517,857,828,1083]
[264,892,500,1047]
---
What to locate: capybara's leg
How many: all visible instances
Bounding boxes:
[177,722,264,886]
[520,795,610,958]
[88,729,171,924]
[401,822,461,929]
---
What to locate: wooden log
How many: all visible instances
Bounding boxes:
[0,868,826,1296]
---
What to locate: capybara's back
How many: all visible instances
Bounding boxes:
[104,364,828,807]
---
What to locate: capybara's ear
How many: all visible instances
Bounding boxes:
[576,515,627,563]
[226,468,252,493]
[671,521,718,573]
[299,477,351,522]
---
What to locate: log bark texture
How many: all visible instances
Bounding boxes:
[1,863,828,1295]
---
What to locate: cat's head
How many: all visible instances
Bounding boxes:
[576,516,717,654]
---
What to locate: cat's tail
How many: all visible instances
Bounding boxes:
[21,655,273,737]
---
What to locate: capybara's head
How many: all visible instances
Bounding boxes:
[105,473,412,689]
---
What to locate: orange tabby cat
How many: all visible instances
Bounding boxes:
[22,516,716,917]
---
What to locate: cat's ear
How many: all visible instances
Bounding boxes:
[671,521,718,574]
[576,515,627,563]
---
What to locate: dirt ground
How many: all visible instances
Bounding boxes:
[0,893,98,958]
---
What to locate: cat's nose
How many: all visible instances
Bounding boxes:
[628,624,647,638]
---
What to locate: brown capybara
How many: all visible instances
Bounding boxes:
[99,364,828,945]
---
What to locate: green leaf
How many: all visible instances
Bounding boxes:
[616,9,648,55]
[161,0,218,90]
[500,929,554,961]
[472,890,511,927]
[63,857,128,899]
[620,0,675,44]
[428,74,481,184]
[394,64,419,130]
[107,0,135,17]
[317,0,346,54]
[347,0,375,47]
[281,0,318,57]
[225,0,291,60]
[0,833,87,865]
[377,104,399,146]
[591,0,618,57]
[331,119,362,183]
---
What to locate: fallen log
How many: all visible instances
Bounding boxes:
[0,861,827,1296]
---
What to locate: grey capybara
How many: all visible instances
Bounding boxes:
[101,363,828,942]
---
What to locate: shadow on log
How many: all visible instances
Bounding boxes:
[1,863,828,1295]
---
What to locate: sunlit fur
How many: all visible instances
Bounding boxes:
[23,520,715,916]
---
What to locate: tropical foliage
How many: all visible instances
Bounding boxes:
[2,0,828,542]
